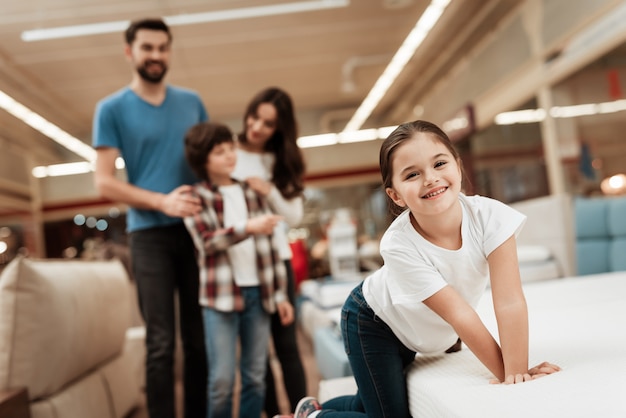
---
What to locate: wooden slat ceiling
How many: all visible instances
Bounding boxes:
[0,0,521,167]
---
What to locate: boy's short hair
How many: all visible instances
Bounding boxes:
[184,122,235,181]
[125,18,172,45]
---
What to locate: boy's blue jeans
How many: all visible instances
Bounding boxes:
[203,286,271,418]
[320,282,416,418]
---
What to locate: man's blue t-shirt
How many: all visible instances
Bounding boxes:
[93,85,208,232]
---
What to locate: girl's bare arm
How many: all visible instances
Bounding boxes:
[424,286,506,381]
[487,236,530,381]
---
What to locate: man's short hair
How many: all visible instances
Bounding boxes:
[125,18,172,45]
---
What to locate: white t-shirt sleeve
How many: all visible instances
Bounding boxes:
[266,187,304,227]
[380,229,448,305]
[475,196,526,256]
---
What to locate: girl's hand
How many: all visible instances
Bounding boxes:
[246,177,272,196]
[528,361,561,379]
[489,373,532,384]
[489,361,561,384]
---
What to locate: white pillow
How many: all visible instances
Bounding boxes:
[517,245,552,263]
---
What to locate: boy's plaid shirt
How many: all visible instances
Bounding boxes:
[184,179,287,313]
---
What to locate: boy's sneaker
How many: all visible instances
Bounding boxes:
[294,396,322,418]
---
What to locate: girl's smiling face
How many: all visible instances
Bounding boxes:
[385,132,462,218]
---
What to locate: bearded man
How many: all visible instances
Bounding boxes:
[93,18,208,418]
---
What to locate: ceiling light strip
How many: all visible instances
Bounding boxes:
[0,90,96,162]
[342,0,451,132]
[21,0,350,42]
[494,99,626,125]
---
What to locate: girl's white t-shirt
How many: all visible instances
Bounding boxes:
[362,194,526,354]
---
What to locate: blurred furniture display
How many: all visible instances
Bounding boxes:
[327,208,360,281]
[313,327,353,380]
[298,278,361,380]
[317,376,357,404]
[298,278,360,340]
[0,256,145,418]
[510,193,575,278]
[511,193,626,277]
[573,195,626,275]
[515,244,561,284]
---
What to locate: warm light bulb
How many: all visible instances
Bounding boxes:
[600,173,626,195]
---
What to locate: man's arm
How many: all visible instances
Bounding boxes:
[94,147,200,218]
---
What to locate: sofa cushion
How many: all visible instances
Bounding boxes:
[576,240,610,276]
[608,197,626,237]
[0,257,131,400]
[575,198,609,239]
[29,372,114,418]
[610,238,626,272]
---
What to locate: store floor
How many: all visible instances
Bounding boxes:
[129,326,322,418]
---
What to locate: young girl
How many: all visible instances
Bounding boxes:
[280,120,560,418]
[232,87,308,416]
[182,121,294,418]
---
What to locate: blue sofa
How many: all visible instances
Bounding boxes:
[574,196,626,275]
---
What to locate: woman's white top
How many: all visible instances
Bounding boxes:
[219,184,259,287]
[232,148,304,260]
[362,194,526,354]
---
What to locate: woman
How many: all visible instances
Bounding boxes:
[231,86,308,416]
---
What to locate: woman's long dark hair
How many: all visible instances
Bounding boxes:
[238,87,305,199]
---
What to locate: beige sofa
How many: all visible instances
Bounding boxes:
[0,256,145,418]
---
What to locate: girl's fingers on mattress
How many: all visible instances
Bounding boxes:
[530,361,561,375]
[539,363,561,374]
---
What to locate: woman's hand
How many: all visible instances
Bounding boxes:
[246,177,272,196]
[276,301,294,326]
[489,361,561,384]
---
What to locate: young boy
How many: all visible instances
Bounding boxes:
[183,121,294,418]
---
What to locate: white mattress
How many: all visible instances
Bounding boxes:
[407,271,626,418]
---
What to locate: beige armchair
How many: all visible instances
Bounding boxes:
[0,256,145,418]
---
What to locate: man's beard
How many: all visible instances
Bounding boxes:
[137,61,168,84]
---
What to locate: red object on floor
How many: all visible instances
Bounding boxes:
[289,239,309,291]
